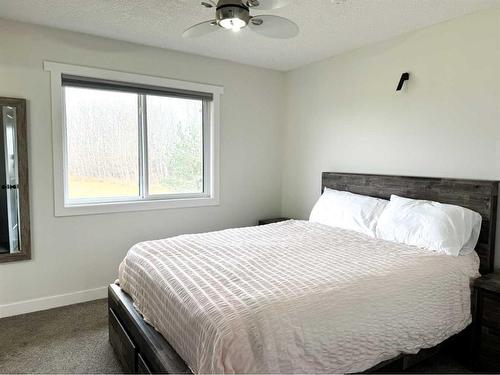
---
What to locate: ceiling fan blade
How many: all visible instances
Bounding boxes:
[183,20,219,38]
[249,15,298,39]
[246,0,289,10]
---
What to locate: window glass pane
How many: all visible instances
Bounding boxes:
[64,87,139,200]
[147,96,203,195]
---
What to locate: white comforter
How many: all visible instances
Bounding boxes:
[118,220,479,374]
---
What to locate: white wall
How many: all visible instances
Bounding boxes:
[283,8,500,269]
[0,19,285,316]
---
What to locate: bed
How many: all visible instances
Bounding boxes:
[108,172,498,374]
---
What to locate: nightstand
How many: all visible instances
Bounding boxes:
[258,217,290,226]
[472,272,500,371]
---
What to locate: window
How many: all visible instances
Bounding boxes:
[65,87,140,201]
[63,81,208,204]
[45,62,222,216]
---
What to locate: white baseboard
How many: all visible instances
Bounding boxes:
[0,286,108,318]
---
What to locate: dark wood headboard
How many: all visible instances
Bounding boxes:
[322,172,498,274]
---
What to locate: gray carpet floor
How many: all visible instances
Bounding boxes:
[0,299,121,374]
[0,299,471,374]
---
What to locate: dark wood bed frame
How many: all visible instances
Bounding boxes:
[108,172,498,374]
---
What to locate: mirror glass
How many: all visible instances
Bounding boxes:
[0,98,29,262]
[0,106,20,254]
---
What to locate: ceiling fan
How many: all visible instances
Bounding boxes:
[183,0,299,39]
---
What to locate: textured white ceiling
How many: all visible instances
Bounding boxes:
[0,0,499,71]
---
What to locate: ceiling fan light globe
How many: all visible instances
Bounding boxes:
[219,17,247,30]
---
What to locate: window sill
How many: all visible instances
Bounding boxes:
[54,196,219,217]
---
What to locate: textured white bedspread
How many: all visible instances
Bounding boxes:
[118,220,480,374]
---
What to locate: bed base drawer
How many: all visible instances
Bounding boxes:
[108,284,191,374]
[109,305,155,373]
[109,307,136,373]
[138,353,153,374]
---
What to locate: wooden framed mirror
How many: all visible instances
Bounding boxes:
[0,97,30,263]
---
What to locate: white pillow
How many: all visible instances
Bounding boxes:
[309,188,388,237]
[376,195,482,256]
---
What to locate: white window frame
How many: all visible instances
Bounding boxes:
[44,61,223,216]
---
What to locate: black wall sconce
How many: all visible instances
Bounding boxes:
[396,72,410,91]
